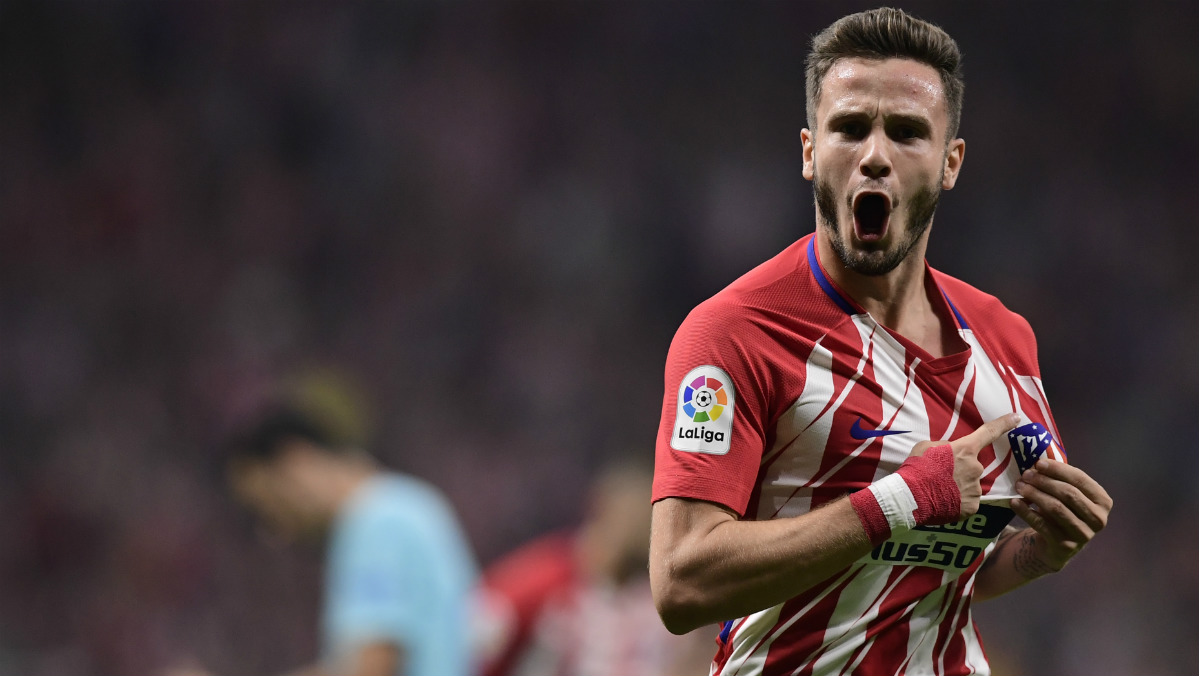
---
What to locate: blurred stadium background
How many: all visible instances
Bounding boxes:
[1,1,1195,674]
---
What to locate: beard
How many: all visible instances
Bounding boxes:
[814,171,941,277]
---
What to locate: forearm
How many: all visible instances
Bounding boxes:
[650,496,873,633]
[972,526,1058,601]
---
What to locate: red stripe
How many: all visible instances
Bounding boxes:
[798,330,880,487]
[849,566,946,675]
[920,362,973,444]
[726,566,864,675]
[756,323,875,520]
[830,567,923,676]
[931,577,970,675]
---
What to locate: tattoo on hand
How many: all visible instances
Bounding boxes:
[1013,531,1057,579]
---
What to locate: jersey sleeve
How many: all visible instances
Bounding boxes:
[1009,312,1068,461]
[943,271,1069,465]
[652,299,779,516]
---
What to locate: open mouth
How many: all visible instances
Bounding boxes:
[853,193,891,242]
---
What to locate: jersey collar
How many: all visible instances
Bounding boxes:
[805,235,970,332]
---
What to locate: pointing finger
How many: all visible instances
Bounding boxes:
[956,413,1021,455]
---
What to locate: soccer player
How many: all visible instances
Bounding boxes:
[476,460,714,676]
[225,409,478,676]
[648,8,1113,675]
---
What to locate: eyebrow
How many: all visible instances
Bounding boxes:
[883,113,933,135]
[825,110,933,135]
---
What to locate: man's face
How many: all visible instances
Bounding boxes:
[802,57,964,276]
[229,446,326,540]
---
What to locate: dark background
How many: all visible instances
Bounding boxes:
[1,1,1195,674]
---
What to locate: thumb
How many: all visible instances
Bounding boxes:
[954,413,1021,456]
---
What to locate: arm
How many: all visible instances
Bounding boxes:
[650,495,873,634]
[973,459,1112,601]
[651,414,1020,634]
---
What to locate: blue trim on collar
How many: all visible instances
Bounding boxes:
[807,237,857,315]
[718,619,734,642]
[941,290,970,330]
[807,238,968,329]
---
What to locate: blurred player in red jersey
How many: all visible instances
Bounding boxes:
[649,8,1113,676]
[477,460,713,676]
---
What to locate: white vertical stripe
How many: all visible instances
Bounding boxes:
[761,341,840,489]
[1010,368,1055,435]
[1029,376,1062,441]
[963,335,1024,500]
[958,563,991,676]
[757,327,869,518]
[892,577,955,676]
[937,570,979,676]
[804,566,915,675]
[810,317,924,487]
[718,604,784,676]
[878,357,930,473]
[719,566,862,675]
[835,635,874,676]
[862,316,929,475]
[964,333,1018,424]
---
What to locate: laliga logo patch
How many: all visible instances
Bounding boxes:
[670,366,735,454]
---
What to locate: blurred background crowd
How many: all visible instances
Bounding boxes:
[0,1,1195,674]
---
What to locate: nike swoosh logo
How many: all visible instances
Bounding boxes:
[850,417,911,440]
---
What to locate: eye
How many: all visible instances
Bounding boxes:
[837,121,866,137]
[890,124,926,141]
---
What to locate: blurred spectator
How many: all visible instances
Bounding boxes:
[476,460,714,676]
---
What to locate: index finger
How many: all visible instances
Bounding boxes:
[954,413,1022,455]
[1029,459,1114,510]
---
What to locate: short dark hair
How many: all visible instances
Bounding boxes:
[227,408,335,464]
[805,7,964,140]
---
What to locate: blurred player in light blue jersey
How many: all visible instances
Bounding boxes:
[226,408,478,676]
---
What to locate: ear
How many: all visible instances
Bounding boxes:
[801,128,816,181]
[942,138,965,190]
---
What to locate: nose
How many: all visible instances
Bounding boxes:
[859,130,892,179]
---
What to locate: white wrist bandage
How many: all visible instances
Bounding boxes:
[867,474,919,532]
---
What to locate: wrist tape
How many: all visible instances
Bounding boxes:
[850,444,960,546]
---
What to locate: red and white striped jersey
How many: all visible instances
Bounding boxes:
[478,533,686,676]
[652,233,1066,676]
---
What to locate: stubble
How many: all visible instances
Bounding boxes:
[814,171,942,277]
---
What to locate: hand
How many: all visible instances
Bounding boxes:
[909,413,1021,521]
[1011,458,1112,571]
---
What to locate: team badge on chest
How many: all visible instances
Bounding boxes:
[670,366,736,454]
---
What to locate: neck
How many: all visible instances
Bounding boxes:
[318,455,376,515]
[816,231,959,358]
